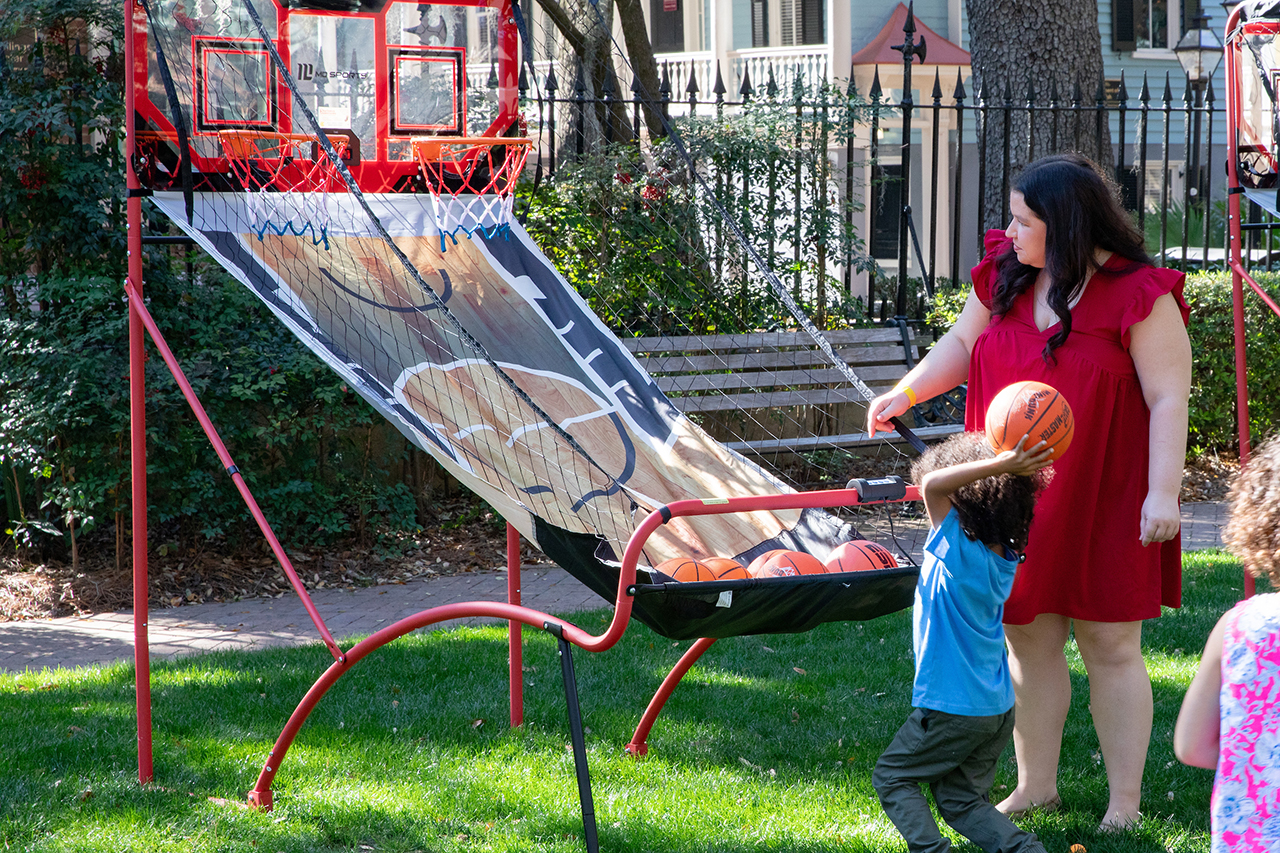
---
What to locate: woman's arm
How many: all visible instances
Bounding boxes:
[1174,612,1227,769]
[1129,292,1193,546]
[866,289,992,437]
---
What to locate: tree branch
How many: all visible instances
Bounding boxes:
[533,0,587,57]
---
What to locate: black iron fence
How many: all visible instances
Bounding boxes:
[517,41,1235,323]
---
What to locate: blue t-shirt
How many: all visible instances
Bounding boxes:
[912,507,1018,716]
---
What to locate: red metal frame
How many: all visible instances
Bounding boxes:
[125,0,152,785]
[244,485,920,808]
[1223,6,1280,596]
[126,0,524,781]
[130,0,520,194]
[124,0,922,811]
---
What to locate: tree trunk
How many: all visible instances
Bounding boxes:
[965,0,1113,231]
[614,0,665,139]
[534,0,645,149]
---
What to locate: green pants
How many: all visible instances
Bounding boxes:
[872,707,1046,853]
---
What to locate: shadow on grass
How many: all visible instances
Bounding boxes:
[0,552,1235,851]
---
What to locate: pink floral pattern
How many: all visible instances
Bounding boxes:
[1215,594,1280,852]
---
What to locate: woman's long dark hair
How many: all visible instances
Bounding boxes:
[993,153,1151,362]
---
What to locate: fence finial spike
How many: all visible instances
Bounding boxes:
[1026,78,1036,104]
[932,69,943,100]
[1162,70,1173,102]
[1117,70,1128,103]
[1049,76,1060,104]
[904,1,916,34]
[1140,71,1150,103]
[869,65,882,101]
[1003,79,1013,103]
[712,60,726,96]
[1072,77,1084,105]
[739,64,754,98]
[1095,74,1106,104]
[1181,71,1193,104]
[767,62,779,97]
[687,65,700,95]
[952,71,966,101]
[1205,77,1216,104]
[660,62,671,96]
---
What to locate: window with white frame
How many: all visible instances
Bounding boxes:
[1113,0,1190,52]
[751,0,823,48]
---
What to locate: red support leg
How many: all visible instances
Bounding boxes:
[507,522,523,727]
[625,637,717,757]
[124,0,152,785]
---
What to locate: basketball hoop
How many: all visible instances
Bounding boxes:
[412,136,532,250]
[219,130,351,193]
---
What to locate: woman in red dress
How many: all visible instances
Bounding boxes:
[867,154,1192,832]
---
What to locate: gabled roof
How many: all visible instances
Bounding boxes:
[851,3,971,66]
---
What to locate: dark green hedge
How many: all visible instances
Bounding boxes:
[1,263,427,562]
[1184,271,1280,454]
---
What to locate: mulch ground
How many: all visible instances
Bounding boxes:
[0,455,1239,623]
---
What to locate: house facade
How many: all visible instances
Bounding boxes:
[520,0,1234,289]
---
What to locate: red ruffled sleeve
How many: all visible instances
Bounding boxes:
[970,229,1012,308]
[1119,265,1189,349]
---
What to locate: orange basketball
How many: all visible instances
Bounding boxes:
[655,556,715,583]
[984,380,1074,461]
[747,549,826,578]
[703,556,749,580]
[825,540,899,573]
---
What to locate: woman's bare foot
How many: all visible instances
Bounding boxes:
[1099,810,1141,832]
[996,790,1062,819]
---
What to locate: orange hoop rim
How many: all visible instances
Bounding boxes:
[217,130,352,192]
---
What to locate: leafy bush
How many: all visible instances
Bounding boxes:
[0,0,125,281]
[521,80,879,338]
[1,261,425,562]
[1183,270,1280,455]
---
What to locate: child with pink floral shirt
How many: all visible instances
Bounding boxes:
[1175,435,1280,851]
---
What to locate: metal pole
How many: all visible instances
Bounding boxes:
[507,523,523,728]
[891,2,923,318]
[124,0,153,786]
[951,73,966,286]
[928,70,941,293]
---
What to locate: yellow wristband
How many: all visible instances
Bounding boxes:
[897,385,918,407]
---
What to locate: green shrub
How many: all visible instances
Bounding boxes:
[1183,270,1280,455]
[1,261,424,562]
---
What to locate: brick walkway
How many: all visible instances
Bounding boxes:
[0,502,1228,673]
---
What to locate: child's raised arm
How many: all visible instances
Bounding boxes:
[920,435,1054,529]
[1174,612,1227,770]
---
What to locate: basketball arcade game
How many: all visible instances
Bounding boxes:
[1225,0,1280,595]
[124,0,924,844]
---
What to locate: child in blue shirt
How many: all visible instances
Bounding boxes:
[873,431,1054,853]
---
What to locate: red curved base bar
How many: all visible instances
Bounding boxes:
[246,597,627,808]
[247,485,920,808]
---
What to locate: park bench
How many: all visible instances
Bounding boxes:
[620,325,966,455]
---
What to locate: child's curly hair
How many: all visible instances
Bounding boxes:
[910,431,1049,551]
[1224,435,1280,587]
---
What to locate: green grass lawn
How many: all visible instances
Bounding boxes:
[0,550,1244,852]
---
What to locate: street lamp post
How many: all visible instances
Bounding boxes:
[1175,1,1224,228]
